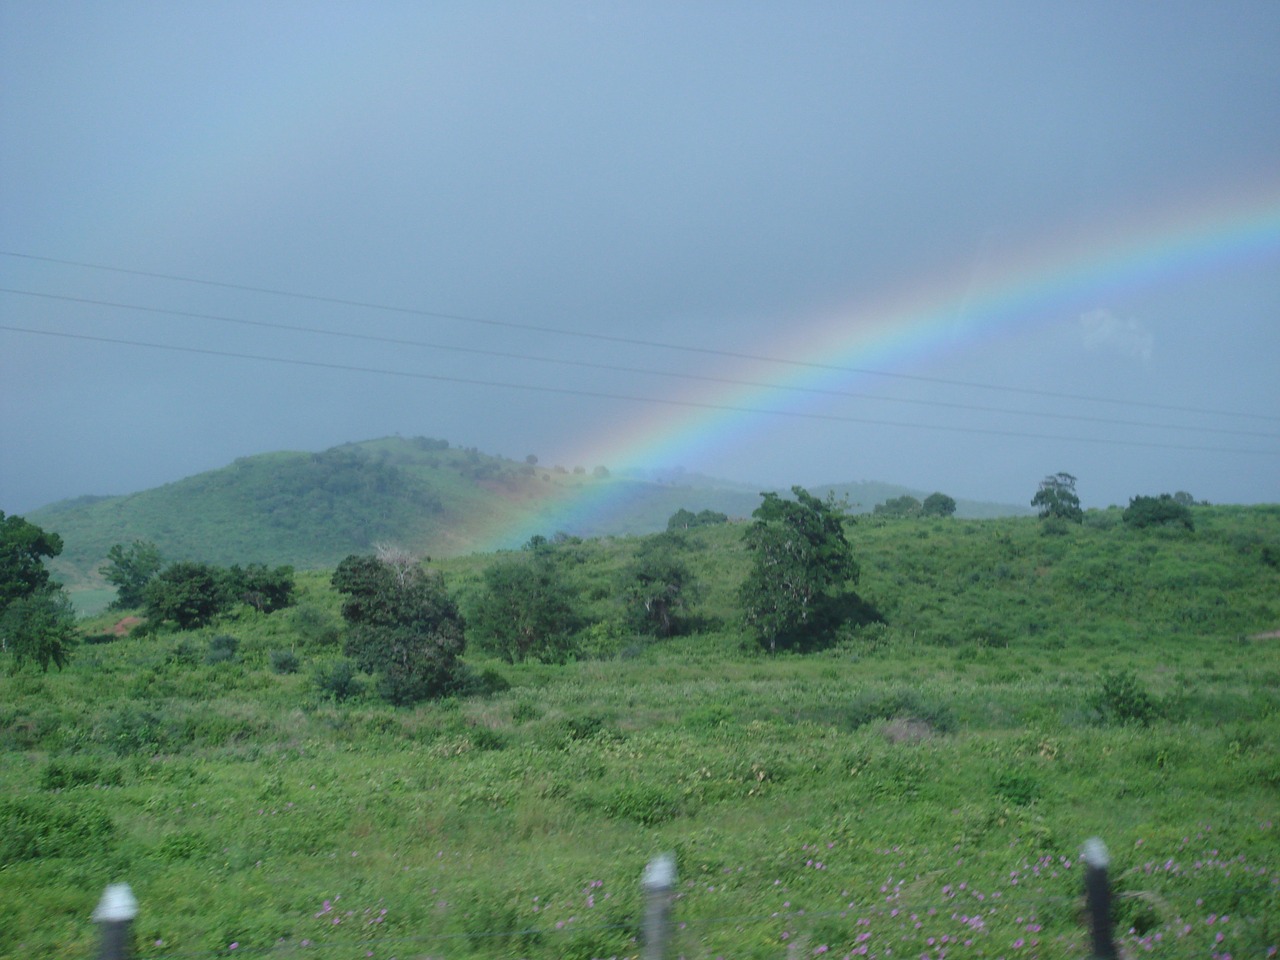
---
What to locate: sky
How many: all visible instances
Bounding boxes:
[2,1,1278,519]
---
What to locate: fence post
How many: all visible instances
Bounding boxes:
[93,884,138,960]
[1082,838,1117,960]
[642,852,677,960]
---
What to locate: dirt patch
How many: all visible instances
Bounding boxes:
[111,617,142,636]
[1249,630,1280,639]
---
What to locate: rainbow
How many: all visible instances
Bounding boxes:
[473,182,1280,551]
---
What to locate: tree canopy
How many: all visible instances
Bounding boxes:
[1032,472,1083,523]
[1124,494,1195,531]
[739,486,859,652]
[468,554,580,663]
[332,554,465,704]
[0,512,63,612]
[101,540,163,609]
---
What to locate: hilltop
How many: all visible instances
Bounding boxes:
[26,436,1029,595]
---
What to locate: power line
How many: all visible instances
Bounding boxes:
[5,287,1276,442]
[3,324,1276,458]
[3,249,1276,424]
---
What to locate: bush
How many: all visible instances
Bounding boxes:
[1124,494,1195,531]
[314,659,362,701]
[206,634,239,664]
[1092,668,1159,726]
[269,648,300,674]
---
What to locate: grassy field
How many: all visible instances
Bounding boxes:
[2,506,1277,959]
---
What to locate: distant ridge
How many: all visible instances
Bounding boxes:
[26,436,1031,588]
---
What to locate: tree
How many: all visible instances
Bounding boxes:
[739,486,859,652]
[667,508,728,531]
[1123,494,1194,531]
[226,563,295,613]
[332,554,465,704]
[0,512,63,612]
[873,495,922,519]
[468,555,580,663]
[144,562,232,629]
[922,492,957,518]
[623,539,697,638]
[2,587,77,672]
[1031,472,1083,523]
[101,540,163,609]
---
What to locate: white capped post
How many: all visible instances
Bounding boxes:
[642,853,677,960]
[1082,838,1117,959]
[93,884,138,960]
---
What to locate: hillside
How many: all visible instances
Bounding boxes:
[2,505,1277,958]
[26,436,1030,595]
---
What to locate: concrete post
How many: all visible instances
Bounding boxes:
[1082,838,1117,960]
[642,852,677,960]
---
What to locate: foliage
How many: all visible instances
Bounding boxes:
[468,554,580,663]
[1031,471,1083,523]
[332,554,466,704]
[0,511,63,611]
[268,648,299,674]
[1091,668,1160,725]
[205,634,239,665]
[313,658,362,701]
[666,507,729,531]
[1,587,77,672]
[739,486,859,651]
[873,495,922,518]
[100,539,163,609]
[225,562,296,612]
[144,561,232,629]
[1,505,1278,958]
[922,492,957,517]
[621,538,697,637]
[1124,493,1195,531]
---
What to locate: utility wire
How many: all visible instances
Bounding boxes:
[3,250,1276,424]
[3,324,1277,458]
[5,287,1276,442]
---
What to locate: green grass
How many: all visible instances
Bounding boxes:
[1,506,1277,959]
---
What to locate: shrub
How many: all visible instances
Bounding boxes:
[1124,494,1195,531]
[314,659,362,702]
[1091,668,1159,725]
[269,648,300,674]
[206,634,239,664]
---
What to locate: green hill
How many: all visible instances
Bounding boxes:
[26,436,1030,599]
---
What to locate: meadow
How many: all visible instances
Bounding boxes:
[2,506,1277,959]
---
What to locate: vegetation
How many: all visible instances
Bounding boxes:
[100,540,163,609]
[1124,493,1196,531]
[26,437,1031,607]
[1,499,1278,959]
[739,486,859,652]
[466,552,581,663]
[1032,472,1084,525]
[331,554,465,705]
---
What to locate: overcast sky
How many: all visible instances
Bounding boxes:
[3,1,1278,517]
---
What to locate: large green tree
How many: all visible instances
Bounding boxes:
[332,554,465,704]
[0,512,63,612]
[739,486,859,652]
[468,554,580,663]
[144,562,232,629]
[623,538,697,638]
[1,588,77,672]
[101,540,163,609]
[1032,472,1083,523]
